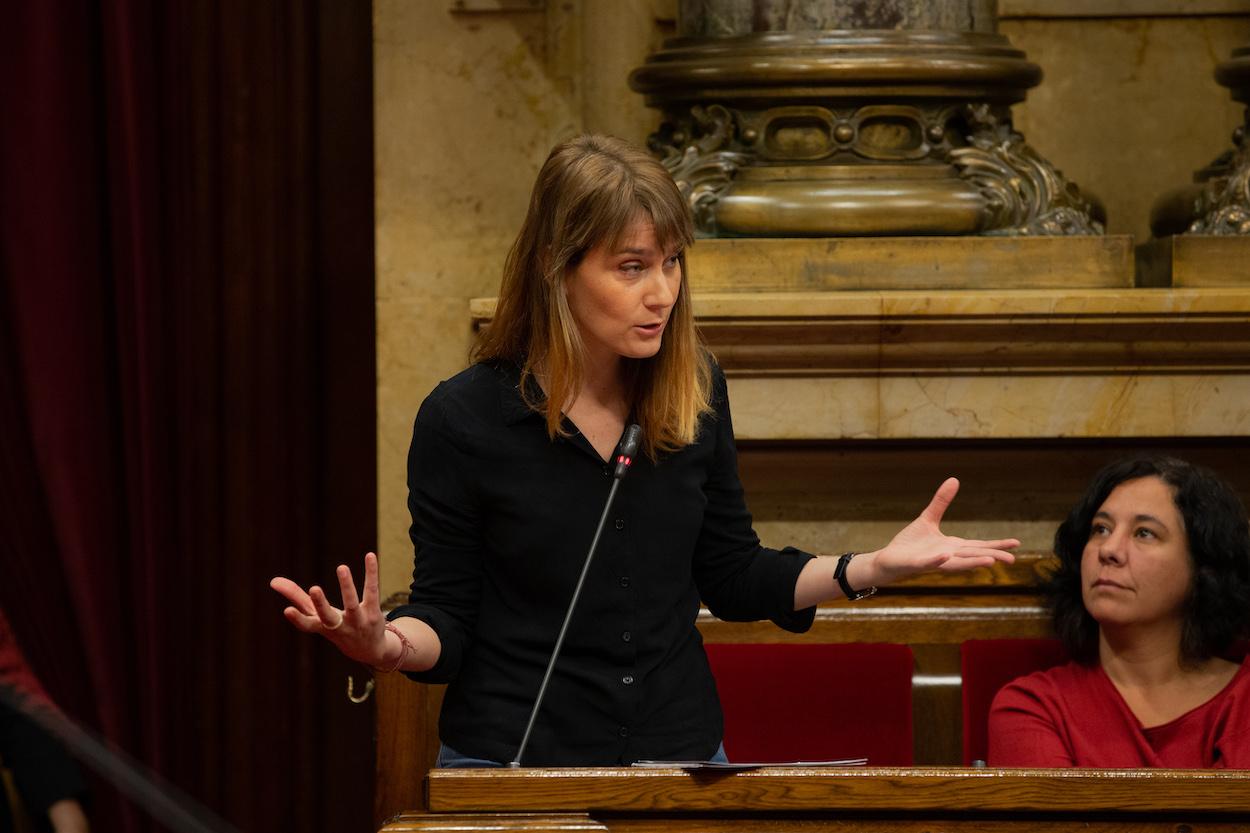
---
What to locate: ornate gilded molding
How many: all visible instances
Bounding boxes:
[951,104,1104,236]
[650,105,752,236]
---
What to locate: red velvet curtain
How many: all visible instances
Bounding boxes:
[0,2,375,831]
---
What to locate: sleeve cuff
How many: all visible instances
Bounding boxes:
[387,605,460,683]
[771,546,817,633]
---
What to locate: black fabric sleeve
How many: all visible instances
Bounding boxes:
[388,385,486,684]
[691,365,816,632]
[0,702,87,822]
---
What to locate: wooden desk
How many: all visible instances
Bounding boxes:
[381,767,1250,832]
[375,557,1057,825]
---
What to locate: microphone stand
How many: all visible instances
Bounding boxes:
[510,424,641,767]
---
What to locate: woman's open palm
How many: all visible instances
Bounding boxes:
[270,552,388,667]
[874,478,1019,583]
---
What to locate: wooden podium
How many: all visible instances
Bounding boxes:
[381,767,1250,832]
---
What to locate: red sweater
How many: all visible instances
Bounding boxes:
[989,657,1250,768]
[0,609,50,703]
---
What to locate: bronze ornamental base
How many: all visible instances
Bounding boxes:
[716,164,985,236]
[630,31,1102,238]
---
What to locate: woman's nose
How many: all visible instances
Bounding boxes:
[645,271,676,309]
[1098,531,1127,564]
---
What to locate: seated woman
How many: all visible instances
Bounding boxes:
[989,455,1250,767]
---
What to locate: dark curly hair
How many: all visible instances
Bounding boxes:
[1048,455,1250,665]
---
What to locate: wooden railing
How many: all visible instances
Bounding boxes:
[379,767,1250,832]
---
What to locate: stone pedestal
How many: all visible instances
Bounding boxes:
[1138,235,1250,288]
[687,235,1132,292]
[471,237,1250,441]
[684,286,1250,441]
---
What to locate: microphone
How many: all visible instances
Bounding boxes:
[613,424,641,479]
[510,423,642,767]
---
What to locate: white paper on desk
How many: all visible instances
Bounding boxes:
[632,758,868,770]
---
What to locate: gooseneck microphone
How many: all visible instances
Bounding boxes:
[510,424,642,767]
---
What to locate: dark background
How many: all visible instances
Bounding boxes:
[1,2,377,830]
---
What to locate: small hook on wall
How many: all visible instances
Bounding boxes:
[347,675,374,704]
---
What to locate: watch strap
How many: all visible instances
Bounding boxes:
[834,551,878,601]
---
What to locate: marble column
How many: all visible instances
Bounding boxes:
[629,0,1102,237]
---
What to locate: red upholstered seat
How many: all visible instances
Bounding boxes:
[960,638,1068,766]
[704,642,914,765]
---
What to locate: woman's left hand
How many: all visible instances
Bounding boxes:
[869,477,1018,585]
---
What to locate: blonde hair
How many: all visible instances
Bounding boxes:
[473,134,712,458]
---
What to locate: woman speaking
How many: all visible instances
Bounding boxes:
[272,135,1019,767]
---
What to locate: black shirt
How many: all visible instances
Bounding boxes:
[389,360,815,765]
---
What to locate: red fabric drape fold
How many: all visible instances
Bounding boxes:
[1,2,375,830]
[3,4,150,828]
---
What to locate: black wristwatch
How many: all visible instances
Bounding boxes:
[834,551,878,601]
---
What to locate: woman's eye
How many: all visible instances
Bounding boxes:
[1134,527,1156,540]
[665,253,682,268]
[1090,523,1109,537]
[620,262,643,275]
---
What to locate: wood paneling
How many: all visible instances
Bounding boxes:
[375,672,444,825]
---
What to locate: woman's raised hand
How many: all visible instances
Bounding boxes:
[872,477,1019,584]
[270,552,389,667]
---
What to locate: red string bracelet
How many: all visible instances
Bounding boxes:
[373,622,413,674]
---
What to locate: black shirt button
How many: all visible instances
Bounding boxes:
[619,726,629,737]
[622,675,634,685]
[614,518,625,530]
[622,631,631,642]
[602,466,610,476]
[619,576,630,587]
